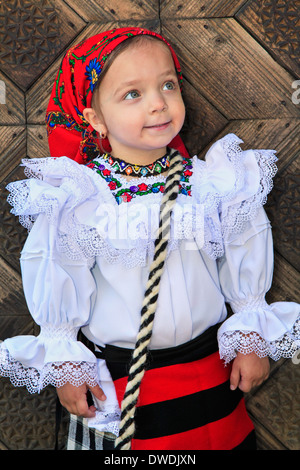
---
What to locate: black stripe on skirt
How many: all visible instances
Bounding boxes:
[94,323,220,379]
[92,324,256,450]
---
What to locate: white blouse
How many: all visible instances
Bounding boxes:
[1,133,299,435]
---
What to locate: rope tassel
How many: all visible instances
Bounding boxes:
[114,151,183,450]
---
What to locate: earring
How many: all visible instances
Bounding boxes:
[100,131,106,139]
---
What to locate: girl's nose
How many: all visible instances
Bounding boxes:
[149,92,167,113]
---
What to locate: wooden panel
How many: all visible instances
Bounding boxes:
[247,358,300,450]
[0,378,69,450]
[181,79,228,156]
[267,252,300,304]
[0,256,32,340]
[205,118,300,172]
[0,126,26,182]
[161,0,247,18]
[162,19,298,120]
[63,0,159,22]
[266,160,300,272]
[27,125,50,159]
[237,0,300,77]
[249,421,287,450]
[0,0,86,91]
[0,167,28,272]
[26,55,68,125]
[0,72,25,125]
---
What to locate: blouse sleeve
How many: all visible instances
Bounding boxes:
[201,134,300,364]
[0,158,100,394]
[217,207,300,363]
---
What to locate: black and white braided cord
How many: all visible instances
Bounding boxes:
[114,150,183,450]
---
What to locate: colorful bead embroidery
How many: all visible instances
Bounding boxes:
[86,155,193,204]
[102,152,170,177]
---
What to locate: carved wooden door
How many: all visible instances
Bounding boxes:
[0,0,299,450]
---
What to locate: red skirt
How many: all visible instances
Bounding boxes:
[96,324,256,450]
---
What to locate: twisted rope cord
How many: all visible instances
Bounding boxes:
[114,150,183,450]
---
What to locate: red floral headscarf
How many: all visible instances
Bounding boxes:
[46,27,189,164]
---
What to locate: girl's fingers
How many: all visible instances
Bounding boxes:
[229,362,240,391]
[89,384,106,401]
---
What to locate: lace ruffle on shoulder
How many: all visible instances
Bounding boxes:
[191,134,277,258]
[6,133,278,266]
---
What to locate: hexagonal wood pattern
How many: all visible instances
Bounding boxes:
[0,0,299,450]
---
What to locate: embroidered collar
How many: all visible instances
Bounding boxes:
[87,153,193,204]
[102,150,170,177]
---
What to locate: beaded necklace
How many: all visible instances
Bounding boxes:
[86,150,193,205]
[102,150,170,177]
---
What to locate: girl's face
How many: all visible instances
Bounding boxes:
[85,40,185,164]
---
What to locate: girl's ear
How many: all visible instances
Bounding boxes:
[83,108,107,136]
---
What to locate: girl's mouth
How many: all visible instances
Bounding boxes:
[145,121,171,130]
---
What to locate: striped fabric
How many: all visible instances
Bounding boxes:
[99,325,256,450]
[67,414,116,450]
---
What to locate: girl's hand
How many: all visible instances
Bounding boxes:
[230,352,270,393]
[56,382,106,418]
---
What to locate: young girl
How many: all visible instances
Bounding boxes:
[0,27,299,451]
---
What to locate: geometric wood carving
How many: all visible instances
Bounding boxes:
[0,0,86,90]
[237,0,300,77]
[246,358,300,450]
[0,378,69,450]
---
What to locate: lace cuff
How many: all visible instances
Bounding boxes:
[0,347,98,393]
[0,324,99,393]
[218,324,300,364]
[217,298,300,364]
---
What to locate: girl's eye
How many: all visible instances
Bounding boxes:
[124,90,140,100]
[163,81,175,91]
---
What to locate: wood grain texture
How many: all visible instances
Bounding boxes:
[63,0,159,22]
[27,125,50,159]
[160,0,247,18]
[163,18,298,119]
[181,78,228,156]
[0,72,25,125]
[203,118,300,172]
[0,256,32,340]
[0,126,26,182]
